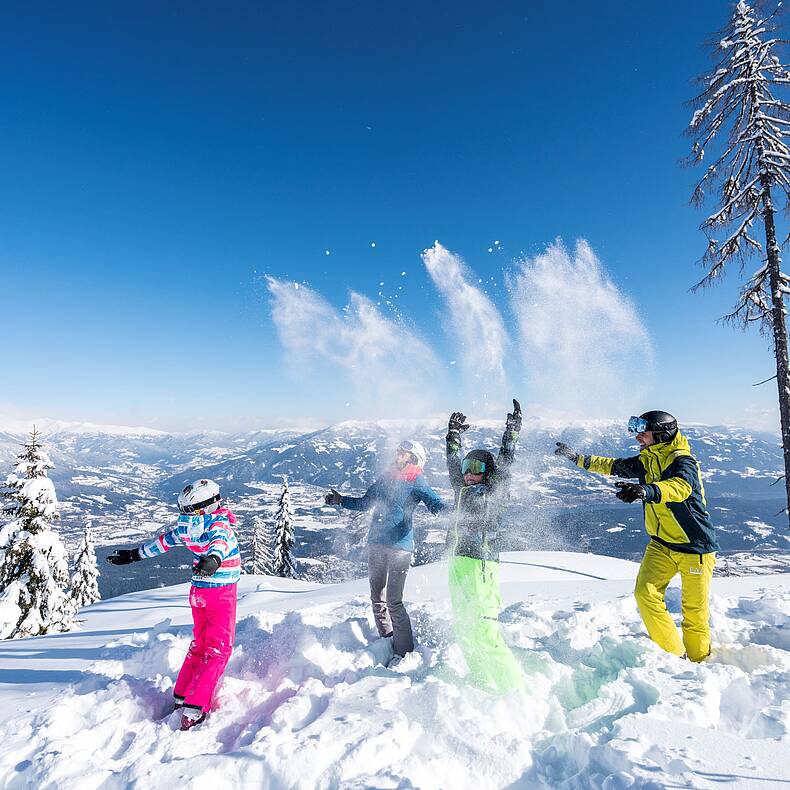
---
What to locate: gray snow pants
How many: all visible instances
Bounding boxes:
[367,543,414,657]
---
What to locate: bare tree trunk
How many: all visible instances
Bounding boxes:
[759,171,790,528]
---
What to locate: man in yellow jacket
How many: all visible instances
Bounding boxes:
[555,411,718,662]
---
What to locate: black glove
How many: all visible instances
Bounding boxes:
[325,488,343,506]
[195,554,221,577]
[554,442,578,463]
[615,482,648,503]
[448,412,470,434]
[505,399,522,433]
[106,548,142,565]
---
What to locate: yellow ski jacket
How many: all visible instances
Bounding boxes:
[576,431,718,555]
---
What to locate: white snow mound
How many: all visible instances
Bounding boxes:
[0,551,788,789]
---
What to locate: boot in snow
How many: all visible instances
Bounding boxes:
[179,705,207,731]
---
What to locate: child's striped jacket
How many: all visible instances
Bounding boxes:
[139,507,240,588]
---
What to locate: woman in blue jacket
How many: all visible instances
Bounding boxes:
[325,440,445,657]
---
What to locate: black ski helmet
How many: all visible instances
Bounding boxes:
[463,449,497,483]
[639,410,678,444]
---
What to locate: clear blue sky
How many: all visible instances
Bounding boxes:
[0,1,782,432]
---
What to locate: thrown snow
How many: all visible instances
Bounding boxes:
[0,552,789,788]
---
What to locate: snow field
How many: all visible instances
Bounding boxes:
[0,553,789,788]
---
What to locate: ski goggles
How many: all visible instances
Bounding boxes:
[627,416,649,434]
[398,440,418,455]
[179,493,221,514]
[461,458,486,475]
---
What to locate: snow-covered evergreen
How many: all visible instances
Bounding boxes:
[272,478,296,578]
[71,523,100,609]
[688,0,790,524]
[251,515,273,575]
[0,427,75,638]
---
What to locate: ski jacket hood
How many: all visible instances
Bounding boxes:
[641,431,691,464]
[390,464,423,483]
[576,430,718,554]
[214,507,237,527]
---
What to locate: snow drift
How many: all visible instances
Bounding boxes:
[0,552,789,789]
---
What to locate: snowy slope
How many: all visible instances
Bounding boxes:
[1,552,789,789]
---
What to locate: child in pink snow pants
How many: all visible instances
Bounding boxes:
[107,478,240,731]
[174,584,237,713]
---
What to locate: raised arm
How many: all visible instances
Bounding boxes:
[108,520,185,566]
[326,481,381,511]
[554,443,645,479]
[578,453,645,479]
[413,478,447,514]
[446,411,469,491]
[497,399,522,474]
[139,520,187,559]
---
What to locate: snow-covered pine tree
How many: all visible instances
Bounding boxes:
[272,478,296,578]
[71,522,100,609]
[0,427,75,638]
[252,515,273,575]
[688,1,790,525]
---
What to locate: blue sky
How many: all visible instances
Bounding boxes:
[0,1,783,432]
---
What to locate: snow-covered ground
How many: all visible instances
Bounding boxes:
[1,551,790,789]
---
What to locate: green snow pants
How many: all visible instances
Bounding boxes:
[448,555,524,694]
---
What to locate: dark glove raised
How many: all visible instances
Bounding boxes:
[325,488,343,506]
[195,554,221,577]
[505,399,522,433]
[448,412,470,434]
[106,548,142,565]
[554,442,578,463]
[615,482,648,503]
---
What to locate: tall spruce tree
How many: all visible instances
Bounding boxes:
[251,514,273,575]
[71,522,101,609]
[0,427,75,638]
[688,1,790,524]
[272,478,296,578]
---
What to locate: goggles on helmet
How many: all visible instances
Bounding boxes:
[179,492,221,514]
[398,441,417,454]
[461,458,487,475]
[628,416,649,434]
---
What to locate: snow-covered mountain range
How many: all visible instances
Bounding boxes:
[0,418,787,592]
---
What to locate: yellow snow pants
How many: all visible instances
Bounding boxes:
[634,539,715,662]
[448,555,524,693]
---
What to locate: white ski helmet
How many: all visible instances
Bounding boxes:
[178,478,221,514]
[397,440,428,468]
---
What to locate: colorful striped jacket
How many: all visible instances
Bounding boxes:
[139,507,240,588]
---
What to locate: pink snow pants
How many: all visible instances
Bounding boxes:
[174,583,237,711]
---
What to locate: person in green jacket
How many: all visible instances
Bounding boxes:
[446,399,524,693]
[555,410,718,662]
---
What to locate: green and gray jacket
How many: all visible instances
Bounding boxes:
[446,425,519,563]
[576,431,718,555]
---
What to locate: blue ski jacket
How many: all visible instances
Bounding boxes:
[337,464,446,551]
